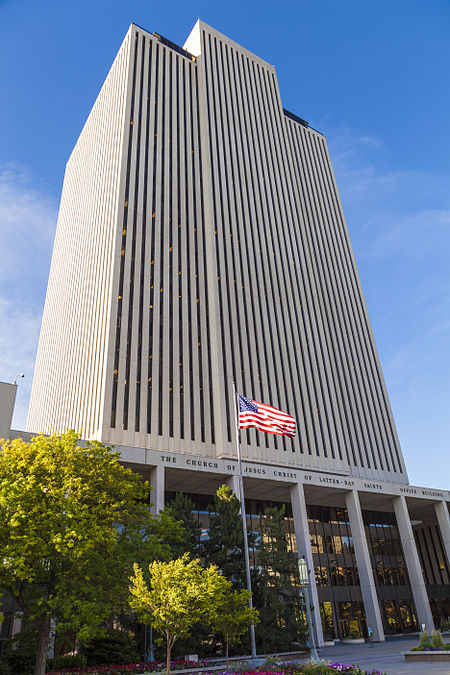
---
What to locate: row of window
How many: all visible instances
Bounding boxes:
[310,533,354,555]
[111,33,214,443]
[315,565,360,587]
[203,30,344,457]
[287,116,404,474]
[112,24,406,473]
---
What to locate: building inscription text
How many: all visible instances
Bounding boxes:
[148,452,448,501]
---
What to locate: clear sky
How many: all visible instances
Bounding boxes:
[1,0,449,489]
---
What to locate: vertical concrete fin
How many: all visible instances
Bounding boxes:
[434,500,450,571]
[150,465,165,514]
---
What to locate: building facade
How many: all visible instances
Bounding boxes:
[21,20,450,645]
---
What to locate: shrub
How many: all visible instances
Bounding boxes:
[0,658,12,675]
[418,630,432,649]
[263,655,281,667]
[1,648,34,675]
[230,662,253,673]
[53,653,87,669]
[329,666,384,674]
[302,662,337,674]
[79,629,140,666]
[0,624,38,675]
[432,630,444,648]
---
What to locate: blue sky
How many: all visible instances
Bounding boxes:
[0,0,449,488]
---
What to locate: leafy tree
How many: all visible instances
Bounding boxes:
[203,485,251,585]
[254,504,302,651]
[129,554,226,675]
[0,431,179,675]
[211,586,259,668]
[163,492,201,558]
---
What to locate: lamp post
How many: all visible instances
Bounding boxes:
[298,556,319,663]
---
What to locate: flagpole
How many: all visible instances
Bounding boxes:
[232,381,257,660]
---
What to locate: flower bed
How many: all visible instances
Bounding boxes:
[405,628,450,659]
[45,659,210,675]
[46,662,385,675]
[329,666,383,674]
[411,644,450,651]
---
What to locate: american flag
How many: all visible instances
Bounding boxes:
[238,395,296,438]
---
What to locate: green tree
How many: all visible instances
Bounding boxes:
[129,554,226,675]
[203,485,251,585]
[211,586,259,668]
[163,492,201,558]
[0,431,178,675]
[254,504,302,651]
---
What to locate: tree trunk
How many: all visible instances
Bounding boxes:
[226,640,229,670]
[34,615,52,675]
[166,634,172,675]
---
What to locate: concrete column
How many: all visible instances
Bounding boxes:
[434,501,450,569]
[393,495,434,632]
[345,489,385,641]
[149,465,165,514]
[226,473,241,500]
[11,612,22,638]
[47,619,56,659]
[290,483,324,646]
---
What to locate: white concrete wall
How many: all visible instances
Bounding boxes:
[0,382,17,439]
[27,28,133,439]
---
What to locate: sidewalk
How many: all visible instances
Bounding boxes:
[314,636,450,675]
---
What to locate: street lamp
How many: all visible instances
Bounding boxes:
[298,556,320,663]
[12,373,24,385]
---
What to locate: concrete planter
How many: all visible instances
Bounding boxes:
[342,638,365,645]
[404,650,450,662]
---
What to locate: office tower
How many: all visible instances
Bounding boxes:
[24,21,449,643]
[28,21,406,484]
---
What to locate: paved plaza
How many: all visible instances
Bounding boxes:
[314,636,450,674]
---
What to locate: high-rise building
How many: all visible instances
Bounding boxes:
[22,20,449,645]
[28,21,406,484]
